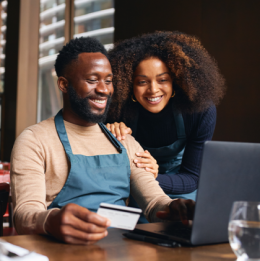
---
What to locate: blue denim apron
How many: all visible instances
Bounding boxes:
[48,110,130,212]
[129,107,197,223]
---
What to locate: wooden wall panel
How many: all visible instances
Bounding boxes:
[16,0,40,138]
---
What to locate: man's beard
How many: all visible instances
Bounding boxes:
[67,84,111,123]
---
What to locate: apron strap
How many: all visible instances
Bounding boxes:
[54,109,73,155]
[128,112,139,138]
[173,112,186,140]
[171,101,186,140]
[99,123,123,153]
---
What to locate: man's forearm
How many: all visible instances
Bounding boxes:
[130,168,172,222]
[14,207,59,235]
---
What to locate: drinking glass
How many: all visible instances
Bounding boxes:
[228,201,260,261]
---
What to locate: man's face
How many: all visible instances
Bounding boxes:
[66,52,114,123]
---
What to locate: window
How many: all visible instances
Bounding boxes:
[38,0,65,122]
[74,0,114,49]
[37,0,114,122]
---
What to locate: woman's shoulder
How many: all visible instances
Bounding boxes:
[183,105,216,122]
[183,105,217,137]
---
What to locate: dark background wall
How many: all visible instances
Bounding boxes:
[114,0,260,142]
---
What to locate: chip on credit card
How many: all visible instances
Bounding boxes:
[97,203,142,230]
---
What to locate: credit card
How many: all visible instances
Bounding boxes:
[97,203,142,230]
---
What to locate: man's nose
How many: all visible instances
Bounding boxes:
[96,80,111,95]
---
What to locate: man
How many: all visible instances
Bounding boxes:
[11,37,194,245]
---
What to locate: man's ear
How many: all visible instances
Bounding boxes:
[57,77,69,93]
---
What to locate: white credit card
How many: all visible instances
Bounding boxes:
[97,203,142,230]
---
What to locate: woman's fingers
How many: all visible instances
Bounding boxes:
[134,159,154,168]
[106,122,132,140]
[145,168,158,178]
[136,151,157,162]
[134,158,152,164]
[105,123,111,131]
[114,122,122,140]
[136,152,150,158]
[119,122,126,139]
[110,124,116,136]
[127,128,132,135]
[134,151,159,178]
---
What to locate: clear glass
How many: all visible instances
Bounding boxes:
[229,201,260,261]
[37,0,65,122]
[0,1,8,93]
[74,0,114,48]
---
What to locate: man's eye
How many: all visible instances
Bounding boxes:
[160,79,167,82]
[87,79,97,83]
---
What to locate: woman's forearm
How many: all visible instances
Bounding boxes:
[156,172,198,194]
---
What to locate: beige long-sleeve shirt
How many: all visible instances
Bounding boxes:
[11,117,172,235]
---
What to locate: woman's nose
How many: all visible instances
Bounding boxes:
[149,81,159,94]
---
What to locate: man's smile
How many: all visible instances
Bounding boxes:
[89,97,108,109]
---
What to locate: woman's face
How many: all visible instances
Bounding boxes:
[133,57,173,113]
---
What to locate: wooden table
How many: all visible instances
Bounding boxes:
[2,229,236,261]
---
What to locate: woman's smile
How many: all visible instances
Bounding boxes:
[145,95,163,104]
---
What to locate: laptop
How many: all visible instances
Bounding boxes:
[129,141,260,246]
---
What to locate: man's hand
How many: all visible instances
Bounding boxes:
[45,203,111,245]
[106,122,132,141]
[156,199,195,225]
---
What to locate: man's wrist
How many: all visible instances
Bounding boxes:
[44,209,60,235]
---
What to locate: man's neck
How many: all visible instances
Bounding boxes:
[62,107,96,127]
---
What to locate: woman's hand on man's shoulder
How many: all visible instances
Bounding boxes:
[106,122,132,141]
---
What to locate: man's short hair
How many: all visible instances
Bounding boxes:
[55,37,108,77]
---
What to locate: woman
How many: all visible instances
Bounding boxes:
[106,31,226,221]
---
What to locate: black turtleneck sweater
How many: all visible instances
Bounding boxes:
[127,102,216,194]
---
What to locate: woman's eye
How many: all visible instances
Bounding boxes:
[138,80,146,84]
[105,80,112,84]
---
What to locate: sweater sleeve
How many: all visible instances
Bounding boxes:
[11,128,59,235]
[121,136,173,222]
[156,106,217,194]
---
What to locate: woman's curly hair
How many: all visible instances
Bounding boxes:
[107,31,226,122]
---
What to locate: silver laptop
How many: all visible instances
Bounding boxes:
[131,141,260,246]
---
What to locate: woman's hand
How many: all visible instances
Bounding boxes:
[106,122,132,141]
[134,150,159,178]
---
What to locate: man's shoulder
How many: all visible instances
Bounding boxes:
[24,116,55,135]
[17,117,56,144]
[120,134,143,154]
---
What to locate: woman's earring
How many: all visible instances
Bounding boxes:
[131,94,137,102]
[171,90,176,98]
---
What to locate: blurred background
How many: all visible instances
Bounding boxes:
[0,0,259,161]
